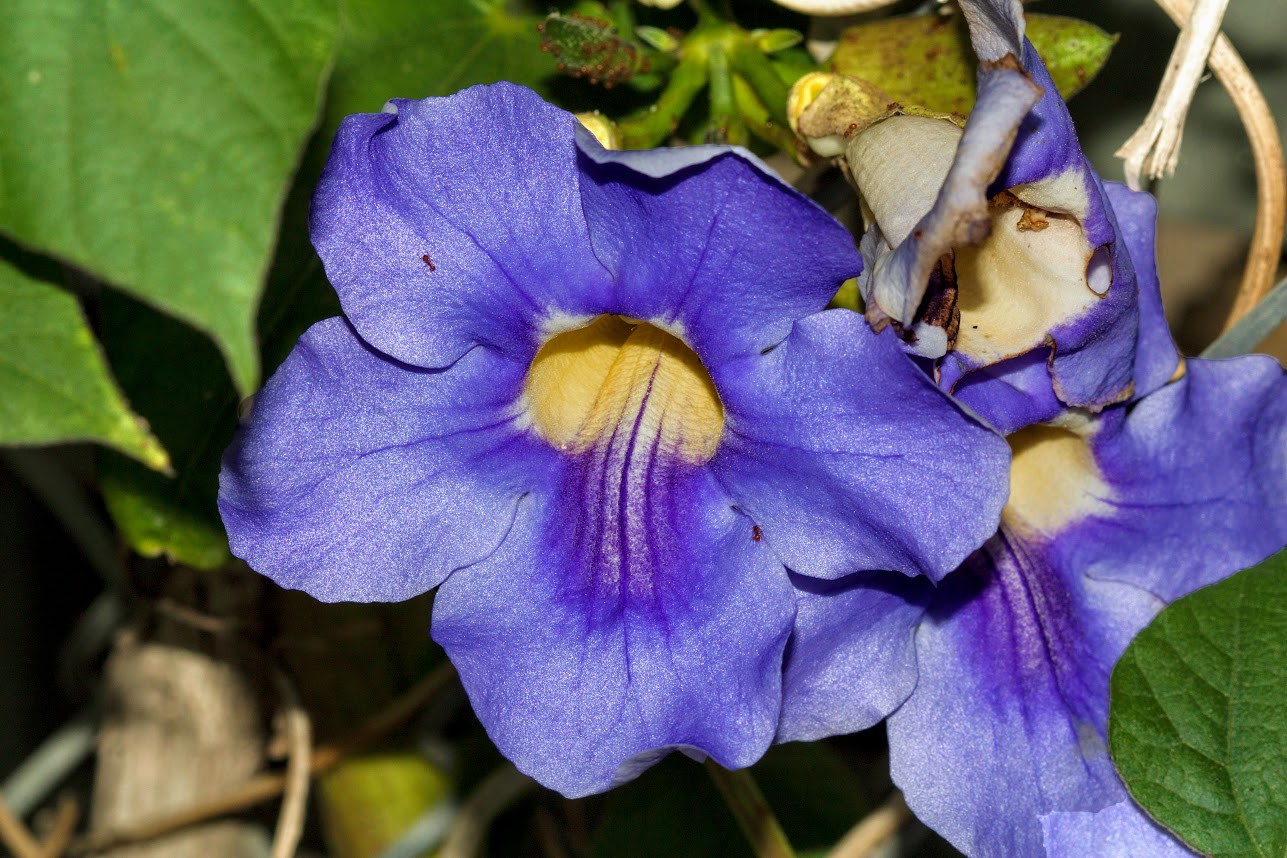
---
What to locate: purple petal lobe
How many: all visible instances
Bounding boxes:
[219,317,552,602]
[1102,181,1181,400]
[934,45,1176,421]
[432,448,794,797]
[575,124,788,186]
[992,42,1097,206]
[1043,801,1200,857]
[576,148,860,368]
[711,311,1009,581]
[310,83,612,368]
[1062,356,1287,602]
[888,527,1163,856]
[777,570,930,742]
[993,44,1148,412]
[949,348,1064,435]
[958,0,1026,61]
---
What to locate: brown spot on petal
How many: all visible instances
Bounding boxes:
[1016,208,1050,232]
[982,53,1025,74]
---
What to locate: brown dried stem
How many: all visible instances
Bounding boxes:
[37,796,79,858]
[0,792,42,858]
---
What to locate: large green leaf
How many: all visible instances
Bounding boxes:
[329,0,556,128]
[0,0,339,396]
[98,0,557,568]
[1110,548,1287,858]
[0,258,167,470]
[831,13,1115,116]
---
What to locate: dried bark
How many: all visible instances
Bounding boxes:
[91,568,268,858]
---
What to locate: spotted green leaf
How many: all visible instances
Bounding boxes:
[831,13,1115,115]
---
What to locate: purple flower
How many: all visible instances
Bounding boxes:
[779,5,1287,851]
[218,83,1010,797]
[781,352,1287,855]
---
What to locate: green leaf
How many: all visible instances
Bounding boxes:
[325,0,557,143]
[96,0,557,569]
[1202,274,1287,359]
[539,12,649,86]
[0,257,167,470]
[0,0,340,396]
[99,292,238,570]
[1110,548,1287,858]
[830,13,1115,116]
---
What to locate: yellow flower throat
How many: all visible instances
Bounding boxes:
[524,315,725,464]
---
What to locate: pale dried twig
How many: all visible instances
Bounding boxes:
[827,791,912,858]
[269,669,312,858]
[1116,0,1231,188]
[1135,0,1286,329]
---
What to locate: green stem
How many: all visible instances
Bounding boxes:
[732,74,799,154]
[686,0,719,24]
[704,760,796,858]
[707,44,747,145]
[731,41,790,124]
[605,0,634,35]
[618,55,708,148]
[640,50,678,79]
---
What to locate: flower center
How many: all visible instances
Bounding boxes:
[524,315,724,464]
[1004,423,1112,535]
